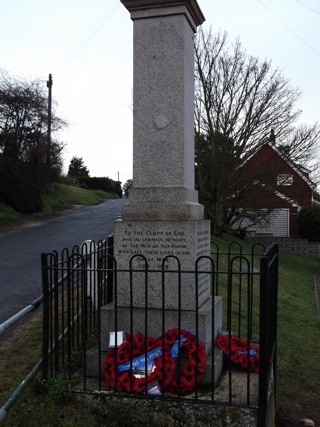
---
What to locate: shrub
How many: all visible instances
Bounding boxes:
[0,155,43,212]
[297,204,320,242]
[78,177,122,198]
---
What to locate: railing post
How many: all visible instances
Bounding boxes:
[107,235,114,303]
[41,253,49,383]
[258,251,269,427]
[53,254,60,376]
[270,243,279,405]
[258,243,278,427]
[81,240,98,311]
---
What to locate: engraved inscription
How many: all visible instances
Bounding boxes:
[115,224,211,309]
[118,229,194,268]
[196,228,210,257]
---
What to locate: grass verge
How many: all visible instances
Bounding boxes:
[39,183,119,216]
[0,183,120,225]
[0,200,20,224]
[0,313,110,427]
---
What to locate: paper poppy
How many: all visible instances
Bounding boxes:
[104,368,116,387]
[217,334,233,353]
[229,345,241,363]
[103,359,115,372]
[167,375,179,393]
[196,349,207,366]
[163,347,172,356]
[133,377,147,394]
[118,371,131,392]
[166,328,179,338]
[127,341,141,355]
[118,343,128,354]
[187,335,197,344]
[134,333,145,346]
[148,367,163,382]
[238,354,250,370]
[182,373,195,388]
[237,339,253,352]
[252,357,260,373]
[164,333,175,346]
[156,358,167,373]
[146,337,157,351]
[154,337,163,348]
[183,362,195,377]
[165,358,176,372]
[117,352,129,365]
[108,348,115,357]
[186,340,197,352]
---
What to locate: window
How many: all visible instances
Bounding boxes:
[277,174,293,186]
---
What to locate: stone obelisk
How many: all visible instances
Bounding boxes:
[101,0,222,365]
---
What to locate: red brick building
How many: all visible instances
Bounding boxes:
[237,140,315,237]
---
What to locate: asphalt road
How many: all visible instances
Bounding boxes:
[0,198,126,324]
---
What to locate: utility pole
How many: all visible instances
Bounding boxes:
[118,171,119,182]
[46,74,53,168]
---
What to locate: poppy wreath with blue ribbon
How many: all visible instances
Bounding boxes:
[217,334,260,372]
[164,329,207,393]
[103,329,207,394]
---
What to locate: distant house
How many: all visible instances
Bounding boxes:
[235,133,316,238]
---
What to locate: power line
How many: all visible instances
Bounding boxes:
[257,0,320,59]
[54,76,132,109]
[55,1,120,75]
[295,0,320,15]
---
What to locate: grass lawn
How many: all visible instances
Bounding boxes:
[276,251,320,424]
[213,236,320,426]
[0,235,319,426]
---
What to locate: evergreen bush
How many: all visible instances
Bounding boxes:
[78,176,122,198]
[297,204,320,242]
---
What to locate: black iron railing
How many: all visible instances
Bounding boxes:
[41,236,113,382]
[41,238,278,427]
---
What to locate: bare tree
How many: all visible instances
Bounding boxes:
[195,28,320,236]
[0,69,67,184]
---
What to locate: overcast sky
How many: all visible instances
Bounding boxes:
[1,0,319,183]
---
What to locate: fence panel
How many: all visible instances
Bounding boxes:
[41,239,278,426]
[41,238,113,383]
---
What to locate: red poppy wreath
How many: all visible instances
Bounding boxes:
[217,334,260,373]
[103,329,207,394]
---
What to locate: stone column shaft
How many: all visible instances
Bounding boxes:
[121,0,205,221]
